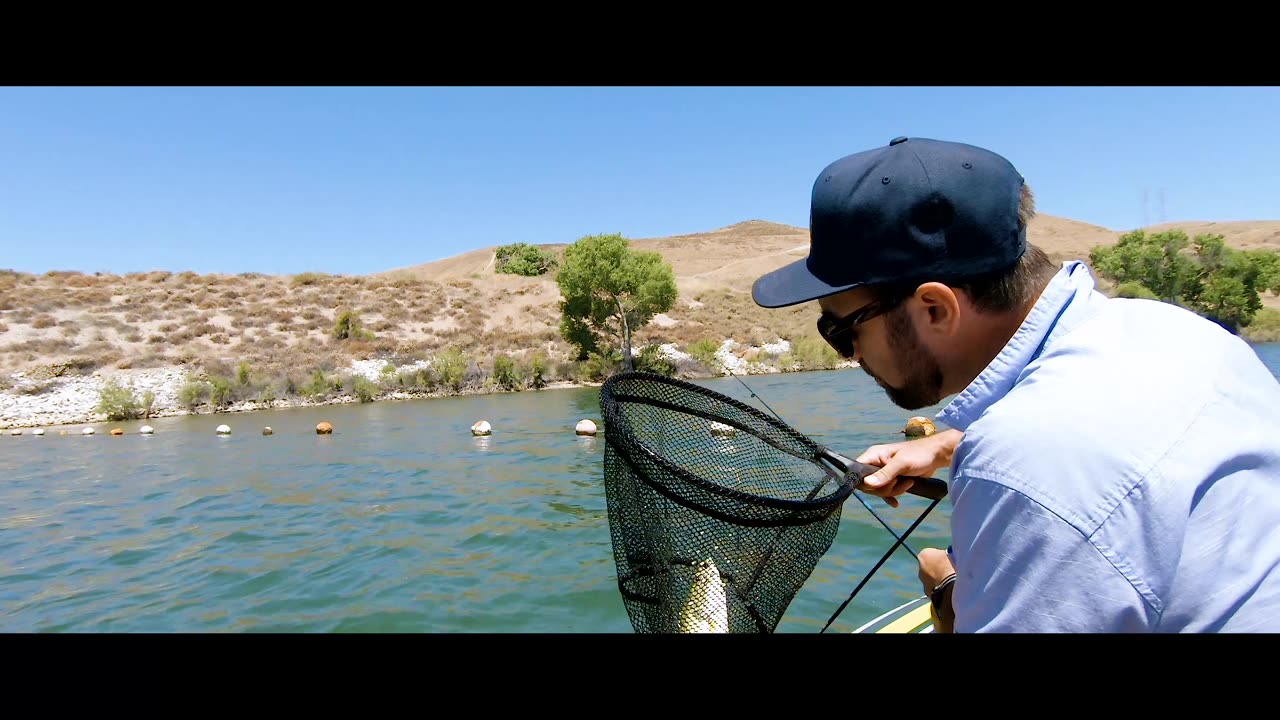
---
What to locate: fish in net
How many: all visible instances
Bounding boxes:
[599,371,947,634]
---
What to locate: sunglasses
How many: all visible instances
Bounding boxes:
[816,291,912,359]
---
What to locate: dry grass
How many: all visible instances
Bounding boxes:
[2,215,1278,383]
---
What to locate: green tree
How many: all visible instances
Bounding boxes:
[1088,229,1198,303]
[1090,230,1280,334]
[555,233,677,372]
[1243,249,1280,296]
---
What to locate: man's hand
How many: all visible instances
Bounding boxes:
[855,428,962,507]
[918,547,956,633]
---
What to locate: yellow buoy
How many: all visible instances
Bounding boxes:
[316,421,333,435]
[903,416,937,438]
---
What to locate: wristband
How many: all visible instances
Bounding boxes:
[929,573,957,610]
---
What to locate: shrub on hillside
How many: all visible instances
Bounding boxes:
[1113,281,1161,300]
[495,243,558,276]
[96,378,144,421]
[492,353,522,390]
[1243,308,1280,343]
[634,345,675,376]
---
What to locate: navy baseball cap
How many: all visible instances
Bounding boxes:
[752,136,1028,309]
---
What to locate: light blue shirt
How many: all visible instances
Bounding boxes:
[935,260,1280,632]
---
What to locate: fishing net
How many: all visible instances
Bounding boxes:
[599,371,945,634]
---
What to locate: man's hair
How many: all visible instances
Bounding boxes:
[948,183,1058,314]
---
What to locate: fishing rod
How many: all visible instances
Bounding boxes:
[719,365,921,557]
[718,361,946,633]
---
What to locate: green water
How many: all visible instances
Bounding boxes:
[3,343,1279,633]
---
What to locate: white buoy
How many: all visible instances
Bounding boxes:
[9,429,22,436]
[32,428,44,436]
[216,424,231,435]
[139,425,154,435]
[471,420,491,436]
[575,419,597,436]
[82,427,95,435]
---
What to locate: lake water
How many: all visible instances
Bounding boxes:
[3,343,1279,633]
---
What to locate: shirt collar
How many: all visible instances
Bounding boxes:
[935,260,1101,432]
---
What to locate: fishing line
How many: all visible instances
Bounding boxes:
[721,368,920,559]
[718,364,944,633]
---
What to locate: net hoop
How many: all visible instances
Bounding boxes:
[599,371,859,525]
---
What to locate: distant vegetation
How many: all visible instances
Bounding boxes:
[1090,229,1280,335]
[8,219,1279,425]
[494,243,558,277]
[96,377,154,421]
[555,232,678,374]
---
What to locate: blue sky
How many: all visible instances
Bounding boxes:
[2,86,1277,276]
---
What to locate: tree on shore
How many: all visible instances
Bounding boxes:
[555,233,677,372]
[1090,229,1280,334]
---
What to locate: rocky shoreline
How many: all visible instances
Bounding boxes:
[0,364,584,431]
[0,340,855,431]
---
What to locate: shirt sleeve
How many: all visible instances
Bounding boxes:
[948,473,1158,632]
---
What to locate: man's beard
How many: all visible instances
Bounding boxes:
[860,308,945,411]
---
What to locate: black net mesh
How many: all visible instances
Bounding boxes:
[599,371,860,634]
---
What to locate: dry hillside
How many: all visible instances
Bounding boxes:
[2,214,1278,411]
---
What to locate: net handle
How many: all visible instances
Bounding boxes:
[818,447,949,502]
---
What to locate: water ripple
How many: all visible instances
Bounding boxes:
[2,345,1274,632]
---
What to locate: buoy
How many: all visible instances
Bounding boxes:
[315,421,333,435]
[110,428,123,436]
[262,427,273,435]
[9,429,22,436]
[82,427,95,435]
[32,428,44,436]
[575,419,597,436]
[471,420,491,436]
[216,424,231,435]
[139,425,154,435]
[903,416,937,438]
[59,430,68,436]
[710,421,737,437]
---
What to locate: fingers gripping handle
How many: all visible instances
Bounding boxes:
[820,448,949,502]
[854,459,949,501]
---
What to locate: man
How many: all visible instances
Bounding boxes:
[751,136,1280,632]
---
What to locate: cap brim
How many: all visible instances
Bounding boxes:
[751,257,864,309]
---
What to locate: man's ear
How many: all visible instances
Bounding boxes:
[913,282,962,337]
